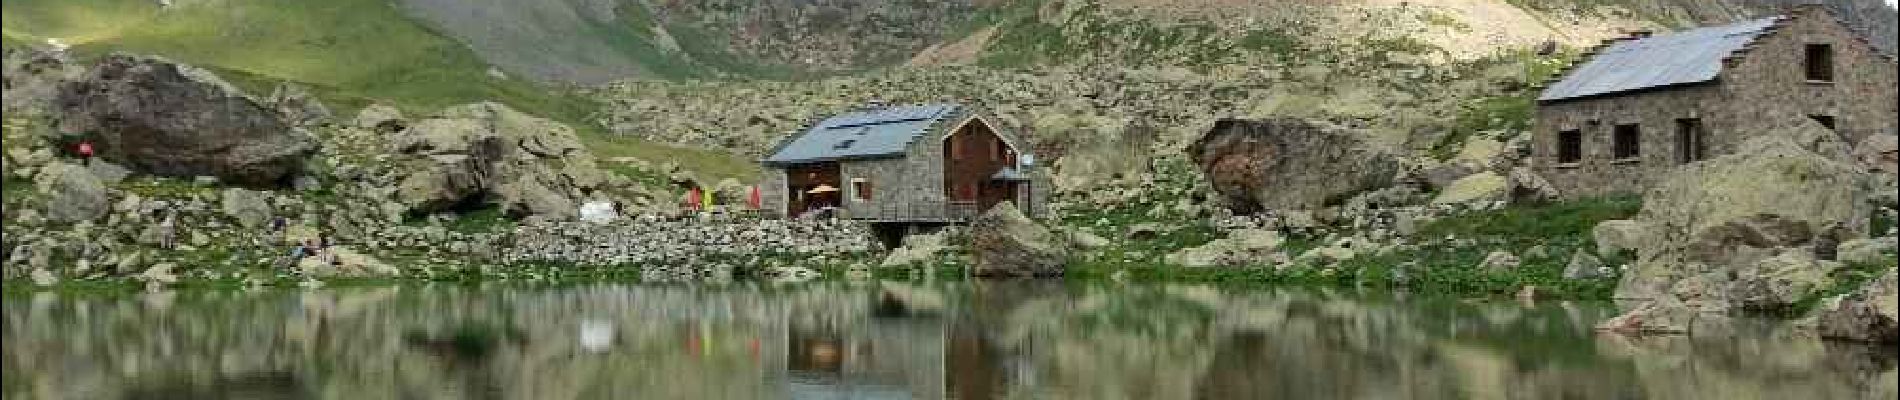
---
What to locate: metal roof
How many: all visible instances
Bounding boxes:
[764,103,960,165]
[1539,17,1781,102]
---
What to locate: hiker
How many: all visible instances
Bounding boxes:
[267,216,288,246]
[158,211,178,250]
[76,140,95,165]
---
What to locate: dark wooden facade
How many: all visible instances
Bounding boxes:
[942,119,1021,213]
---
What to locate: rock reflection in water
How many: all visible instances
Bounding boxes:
[3,283,1894,399]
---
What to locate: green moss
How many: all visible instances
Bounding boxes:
[1791,257,1898,316]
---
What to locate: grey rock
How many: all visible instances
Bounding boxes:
[1592,220,1651,258]
[265,83,331,127]
[1478,250,1521,272]
[968,203,1069,278]
[54,53,315,185]
[86,160,132,184]
[35,162,109,222]
[1727,250,1840,313]
[220,188,273,229]
[1188,118,1398,212]
[1564,251,1606,280]
[1815,268,1898,343]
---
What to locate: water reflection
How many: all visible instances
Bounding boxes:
[3,282,1894,399]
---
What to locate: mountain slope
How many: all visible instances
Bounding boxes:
[0,0,758,182]
[388,0,1896,83]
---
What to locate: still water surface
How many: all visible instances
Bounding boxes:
[4,282,1895,399]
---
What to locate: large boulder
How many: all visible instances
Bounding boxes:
[1636,131,1868,249]
[969,203,1069,277]
[53,53,315,186]
[1188,118,1399,212]
[1613,123,1871,307]
[35,162,109,222]
[387,102,604,218]
[1815,268,1898,343]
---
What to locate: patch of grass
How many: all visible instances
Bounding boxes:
[1792,257,1898,316]
[582,135,760,184]
[442,206,512,235]
[1067,197,1642,299]
[119,176,214,199]
[1416,196,1641,244]
[1428,51,1572,160]
[1,175,34,204]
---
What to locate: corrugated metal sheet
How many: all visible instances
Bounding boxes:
[1539,17,1781,102]
[764,104,960,165]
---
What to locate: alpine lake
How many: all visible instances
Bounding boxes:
[4,280,1894,399]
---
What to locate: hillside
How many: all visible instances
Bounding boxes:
[0,0,759,182]
[4,0,1892,185]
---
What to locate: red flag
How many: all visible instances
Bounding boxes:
[747,185,762,209]
[686,187,702,210]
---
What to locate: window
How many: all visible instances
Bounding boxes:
[1557,129,1583,164]
[852,179,872,201]
[1805,44,1834,82]
[949,137,963,160]
[1676,118,1705,164]
[1612,124,1641,160]
[1809,115,1837,130]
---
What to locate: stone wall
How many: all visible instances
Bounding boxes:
[840,156,918,219]
[1533,8,1899,199]
[1532,85,1726,197]
[762,107,1046,221]
[501,215,880,266]
[761,168,789,217]
[1724,6,1899,147]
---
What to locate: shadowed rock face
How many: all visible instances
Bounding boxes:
[1188,118,1399,213]
[53,53,315,186]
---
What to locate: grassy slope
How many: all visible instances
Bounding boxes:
[1,0,757,182]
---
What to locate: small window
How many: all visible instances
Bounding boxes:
[1557,129,1583,164]
[1676,118,1705,164]
[852,179,872,201]
[833,139,856,149]
[1809,115,1837,130]
[1805,44,1834,82]
[1612,124,1641,160]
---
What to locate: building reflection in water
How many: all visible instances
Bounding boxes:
[4,283,1896,399]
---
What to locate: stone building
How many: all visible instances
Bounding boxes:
[1532,5,1898,198]
[760,103,1046,222]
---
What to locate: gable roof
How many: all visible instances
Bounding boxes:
[1538,17,1781,103]
[763,103,961,166]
